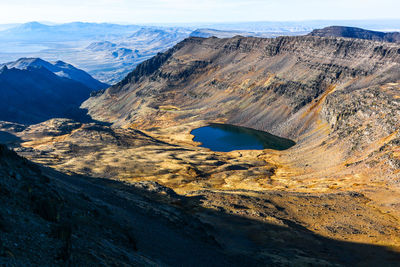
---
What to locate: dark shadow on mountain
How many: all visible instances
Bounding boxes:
[2,145,400,266]
[0,65,113,127]
[67,107,112,126]
[0,131,21,146]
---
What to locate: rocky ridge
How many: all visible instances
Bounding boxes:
[309,26,400,43]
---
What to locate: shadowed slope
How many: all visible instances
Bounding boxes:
[2,57,109,90]
[1,143,400,265]
[0,66,93,124]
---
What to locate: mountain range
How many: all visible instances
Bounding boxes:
[0,23,192,83]
[2,21,400,84]
[83,33,400,133]
[0,21,141,41]
[0,58,104,124]
[189,28,271,38]
[1,57,109,90]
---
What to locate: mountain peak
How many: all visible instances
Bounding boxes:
[53,60,70,67]
[5,57,52,71]
[17,57,47,64]
[0,65,8,74]
[17,21,49,30]
[23,21,45,27]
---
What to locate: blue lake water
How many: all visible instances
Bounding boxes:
[191,123,295,152]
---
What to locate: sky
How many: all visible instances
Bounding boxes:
[0,0,399,24]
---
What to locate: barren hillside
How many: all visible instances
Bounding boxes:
[2,34,400,264]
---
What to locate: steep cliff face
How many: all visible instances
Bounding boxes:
[83,35,400,138]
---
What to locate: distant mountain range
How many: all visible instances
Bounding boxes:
[0,58,106,124]
[309,26,400,43]
[86,41,117,51]
[0,21,314,84]
[81,27,191,83]
[188,19,400,33]
[127,27,190,45]
[0,22,141,41]
[87,41,140,60]
[0,21,399,84]
[190,29,261,38]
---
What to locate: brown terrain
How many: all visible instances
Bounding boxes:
[2,34,400,265]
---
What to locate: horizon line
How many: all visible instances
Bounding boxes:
[2,18,400,26]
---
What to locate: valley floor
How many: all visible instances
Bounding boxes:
[1,118,400,265]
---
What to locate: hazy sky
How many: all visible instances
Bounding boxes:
[0,0,399,24]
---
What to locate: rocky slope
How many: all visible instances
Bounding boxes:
[0,143,249,266]
[309,26,400,43]
[82,35,400,177]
